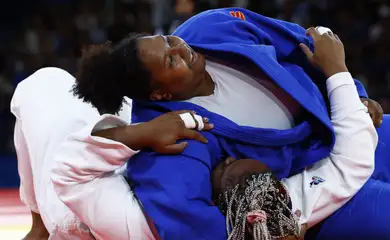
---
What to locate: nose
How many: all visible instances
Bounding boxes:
[168,44,190,63]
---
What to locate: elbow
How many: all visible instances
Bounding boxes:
[360,156,375,187]
[364,123,378,180]
[348,151,376,195]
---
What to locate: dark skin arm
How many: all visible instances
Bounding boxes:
[22,211,49,240]
[93,110,213,154]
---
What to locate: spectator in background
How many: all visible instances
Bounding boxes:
[152,0,215,35]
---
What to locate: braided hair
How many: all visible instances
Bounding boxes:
[216,173,300,240]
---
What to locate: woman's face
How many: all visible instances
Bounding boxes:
[211,158,270,198]
[136,35,206,101]
[212,158,306,239]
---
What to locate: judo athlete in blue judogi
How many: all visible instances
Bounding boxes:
[72,8,390,240]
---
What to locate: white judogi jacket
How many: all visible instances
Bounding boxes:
[10,67,135,239]
[51,72,377,239]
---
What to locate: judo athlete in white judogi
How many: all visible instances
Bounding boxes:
[11,67,210,239]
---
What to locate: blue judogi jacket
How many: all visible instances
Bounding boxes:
[126,8,368,240]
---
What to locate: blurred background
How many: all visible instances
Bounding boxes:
[0,0,389,238]
[0,0,390,188]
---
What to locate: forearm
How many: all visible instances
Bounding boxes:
[326,72,377,182]
[93,124,145,151]
[301,72,376,227]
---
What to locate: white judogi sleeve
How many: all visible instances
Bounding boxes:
[13,119,39,213]
[10,67,103,239]
[51,115,154,240]
[282,72,378,228]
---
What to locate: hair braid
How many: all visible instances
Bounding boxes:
[216,173,300,240]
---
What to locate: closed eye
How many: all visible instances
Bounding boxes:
[169,55,174,68]
[164,36,175,68]
[166,37,172,46]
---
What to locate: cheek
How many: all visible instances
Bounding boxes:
[173,65,193,80]
[169,68,194,90]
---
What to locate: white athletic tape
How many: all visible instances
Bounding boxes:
[194,114,204,131]
[179,112,196,129]
[315,26,332,35]
[179,112,205,130]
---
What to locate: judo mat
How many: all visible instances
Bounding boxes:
[0,189,31,240]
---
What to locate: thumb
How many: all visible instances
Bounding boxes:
[299,43,313,62]
[156,142,188,154]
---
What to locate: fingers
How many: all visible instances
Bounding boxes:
[179,112,198,129]
[306,27,321,41]
[224,156,236,166]
[190,112,204,130]
[157,142,188,154]
[376,101,384,116]
[368,106,382,128]
[325,31,335,39]
[376,103,383,128]
[174,110,196,115]
[299,43,313,62]
[334,34,341,43]
[308,27,340,42]
[373,103,384,128]
[202,121,214,131]
[364,100,384,128]
[182,128,208,143]
[315,26,332,35]
[177,110,213,131]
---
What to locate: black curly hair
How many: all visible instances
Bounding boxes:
[73,33,152,114]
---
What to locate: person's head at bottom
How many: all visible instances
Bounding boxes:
[73,33,213,114]
[211,157,305,240]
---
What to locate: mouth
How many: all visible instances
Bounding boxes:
[190,50,197,65]
[185,45,197,66]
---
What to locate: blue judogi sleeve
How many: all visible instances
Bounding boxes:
[173,7,368,99]
[127,131,227,240]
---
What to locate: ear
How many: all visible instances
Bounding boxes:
[162,93,172,100]
[149,90,164,101]
[149,89,172,101]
